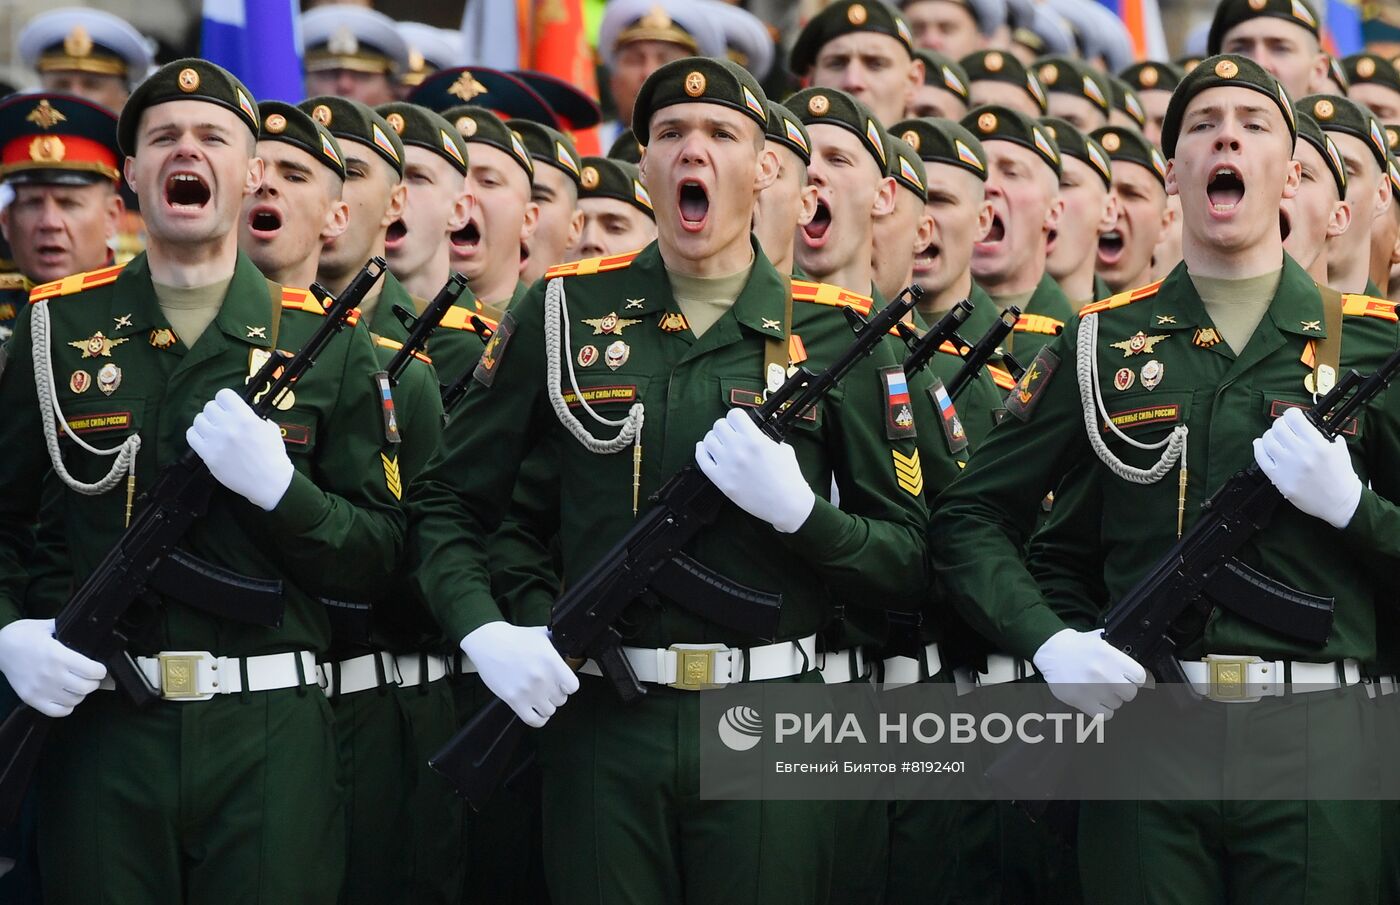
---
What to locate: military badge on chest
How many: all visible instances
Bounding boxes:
[69,331,128,358]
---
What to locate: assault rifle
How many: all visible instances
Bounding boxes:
[439,314,496,416]
[0,257,387,824]
[385,273,469,382]
[430,284,927,806]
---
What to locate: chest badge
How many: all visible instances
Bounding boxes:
[577,344,599,367]
[1109,331,1170,357]
[1114,367,1135,391]
[658,312,689,333]
[1140,359,1164,390]
[1192,327,1221,348]
[583,312,642,336]
[605,340,630,370]
[96,362,122,395]
[149,327,178,350]
[113,313,133,330]
[624,298,645,309]
[70,331,128,359]
[69,370,91,394]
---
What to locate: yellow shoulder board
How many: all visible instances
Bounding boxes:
[1078,279,1163,317]
[0,273,26,291]
[791,280,873,316]
[1341,294,1399,322]
[988,364,1018,390]
[282,287,358,326]
[545,250,641,280]
[29,263,126,303]
[439,305,499,333]
[372,334,432,365]
[1014,313,1064,335]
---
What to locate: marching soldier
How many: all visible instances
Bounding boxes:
[1091,124,1173,295]
[875,135,937,302]
[1108,76,1150,133]
[961,50,1048,118]
[16,8,155,113]
[934,54,1400,904]
[1118,61,1184,148]
[907,50,973,120]
[1039,117,1115,307]
[900,0,1006,60]
[1036,56,1113,132]
[753,101,818,278]
[302,6,411,107]
[791,0,926,129]
[512,120,585,285]
[408,56,929,904]
[1371,125,1400,297]
[1282,109,1351,284]
[1343,54,1400,121]
[0,58,404,904]
[568,156,658,261]
[1209,0,1327,100]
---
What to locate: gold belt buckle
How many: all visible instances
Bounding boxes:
[157,652,212,701]
[1204,655,1262,703]
[668,644,727,691]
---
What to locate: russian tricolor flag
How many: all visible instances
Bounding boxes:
[888,371,910,408]
[201,0,304,103]
[1094,0,1168,61]
[1322,0,1364,56]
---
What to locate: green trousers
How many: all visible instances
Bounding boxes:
[333,684,410,905]
[38,687,343,905]
[536,674,835,905]
[395,678,464,905]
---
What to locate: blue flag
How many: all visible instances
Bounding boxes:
[202,0,304,103]
[1325,0,1364,56]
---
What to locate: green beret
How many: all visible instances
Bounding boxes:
[299,96,404,177]
[916,50,971,102]
[257,101,346,181]
[790,1,914,75]
[765,99,812,164]
[1293,108,1347,197]
[608,132,644,164]
[891,117,988,180]
[1160,55,1297,158]
[1325,54,1350,91]
[1090,125,1165,188]
[888,135,926,199]
[631,56,768,145]
[1299,94,1389,169]
[1040,116,1112,188]
[1208,0,1319,55]
[786,86,892,172]
[1119,61,1185,94]
[1175,55,1204,76]
[961,104,1060,175]
[118,58,258,155]
[441,105,533,179]
[578,156,654,220]
[1108,76,1147,128]
[375,102,469,176]
[1343,53,1400,95]
[961,50,1047,113]
[1385,124,1400,202]
[1034,55,1111,114]
[507,119,581,185]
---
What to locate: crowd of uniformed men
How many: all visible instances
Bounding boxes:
[1,0,1400,902]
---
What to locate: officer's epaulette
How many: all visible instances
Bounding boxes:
[987,363,1018,390]
[439,305,499,333]
[1078,279,1164,317]
[0,273,26,291]
[1014,313,1065,335]
[545,250,642,280]
[791,280,873,316]
[1341,294,1399,322]
[372,334,432,364]
[283,287,359,326]
[28,263,126,303]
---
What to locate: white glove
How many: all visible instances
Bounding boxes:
[461,622,579,728]
[1032,628,1147,719]
[1253,406,1363,529]
[0,619,107,718]
[695,408,816,534]
[187,388,295,512]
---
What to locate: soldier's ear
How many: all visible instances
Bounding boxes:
[798,181,819,226]
[384,181,408,228]
[1328,198,1353,240]
[103,188,125,243]
[872,175,897,218]
[1099,190,1120,234]
[566,208,584,249]
[520,199,540,243]
[1280,157,1301,201]
[123,156,137,196]
[905,57,926,113]
[754,144,780,192]
[322,199,350,243]
[913,210,934,255]
[1374,171,1392,220]
[245,156,265,196]
[1163,158,1178,198]
[975,197,994,242]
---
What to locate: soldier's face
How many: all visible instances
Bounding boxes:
[522,164,582,284]
[569,197,656,260]
[1348,83,1400,121]
[972,141,1060,287]
[752,143,818,270]
[797,123,893,281]
[1220,19,1326,100]
[305,69,398,108]
[1099,162,1169,291]
[967,80,1042,118]
[1165,87,1299,260]
[1332,132,1389,236]
[240,140,347,279]
[386,146,469,280]
[904,0,983,59]
[1046,93,1107,133]
[0,182,122,284]
[39,70,128,113]
[906,83,968,119]
[811,33,924,127]
[1139,90,1171,147]
[452,145,538,288]
[610,41,694,126]
[872,188,934,299]
[319,143,401,279]
[915,164,991,295]
[126,101,261,247]
[1046,155,1113,284]
[641,103,775,271]
[1283,138,1349,272]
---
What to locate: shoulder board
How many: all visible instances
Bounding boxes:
[988,364,1017,390]
[0,273,26,291]
[1078,279,1163,317]
[1341,294,1399,322]
[545,250,641,280]
[372,334,432,365]
[791,280,873,316]
[282,288,359,326]
[439,305,499,333]
[1014,313,1064,335]
[29,263,126,303]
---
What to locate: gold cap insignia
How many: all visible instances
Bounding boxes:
[1043,124,1057,140]
[977,111,997,133]
[1140,66,1159,88]
[1359,57,1377,79]
[178,68,200,92]
[327,26,359,56]
[901,129,920,150]
[1215,59,1239,79]
[848,3,868,25]
[449,73,489,102]
[1039,64,1058,85]
[26,100,67,130]
[64,25,93,58]
[311,104,332,126]
[684,71,707,97]
[985,52,1004,73]
[1314,98,1334,120]
[639,6,673,29]
[581,165,600,189]
[456,115,477,137]
[1102,132,1121,152]
[28,136,66,163]
[265,113,287,134]
[387,112,406,135]
[808,94,830,115]
[1249,0,1267,9]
